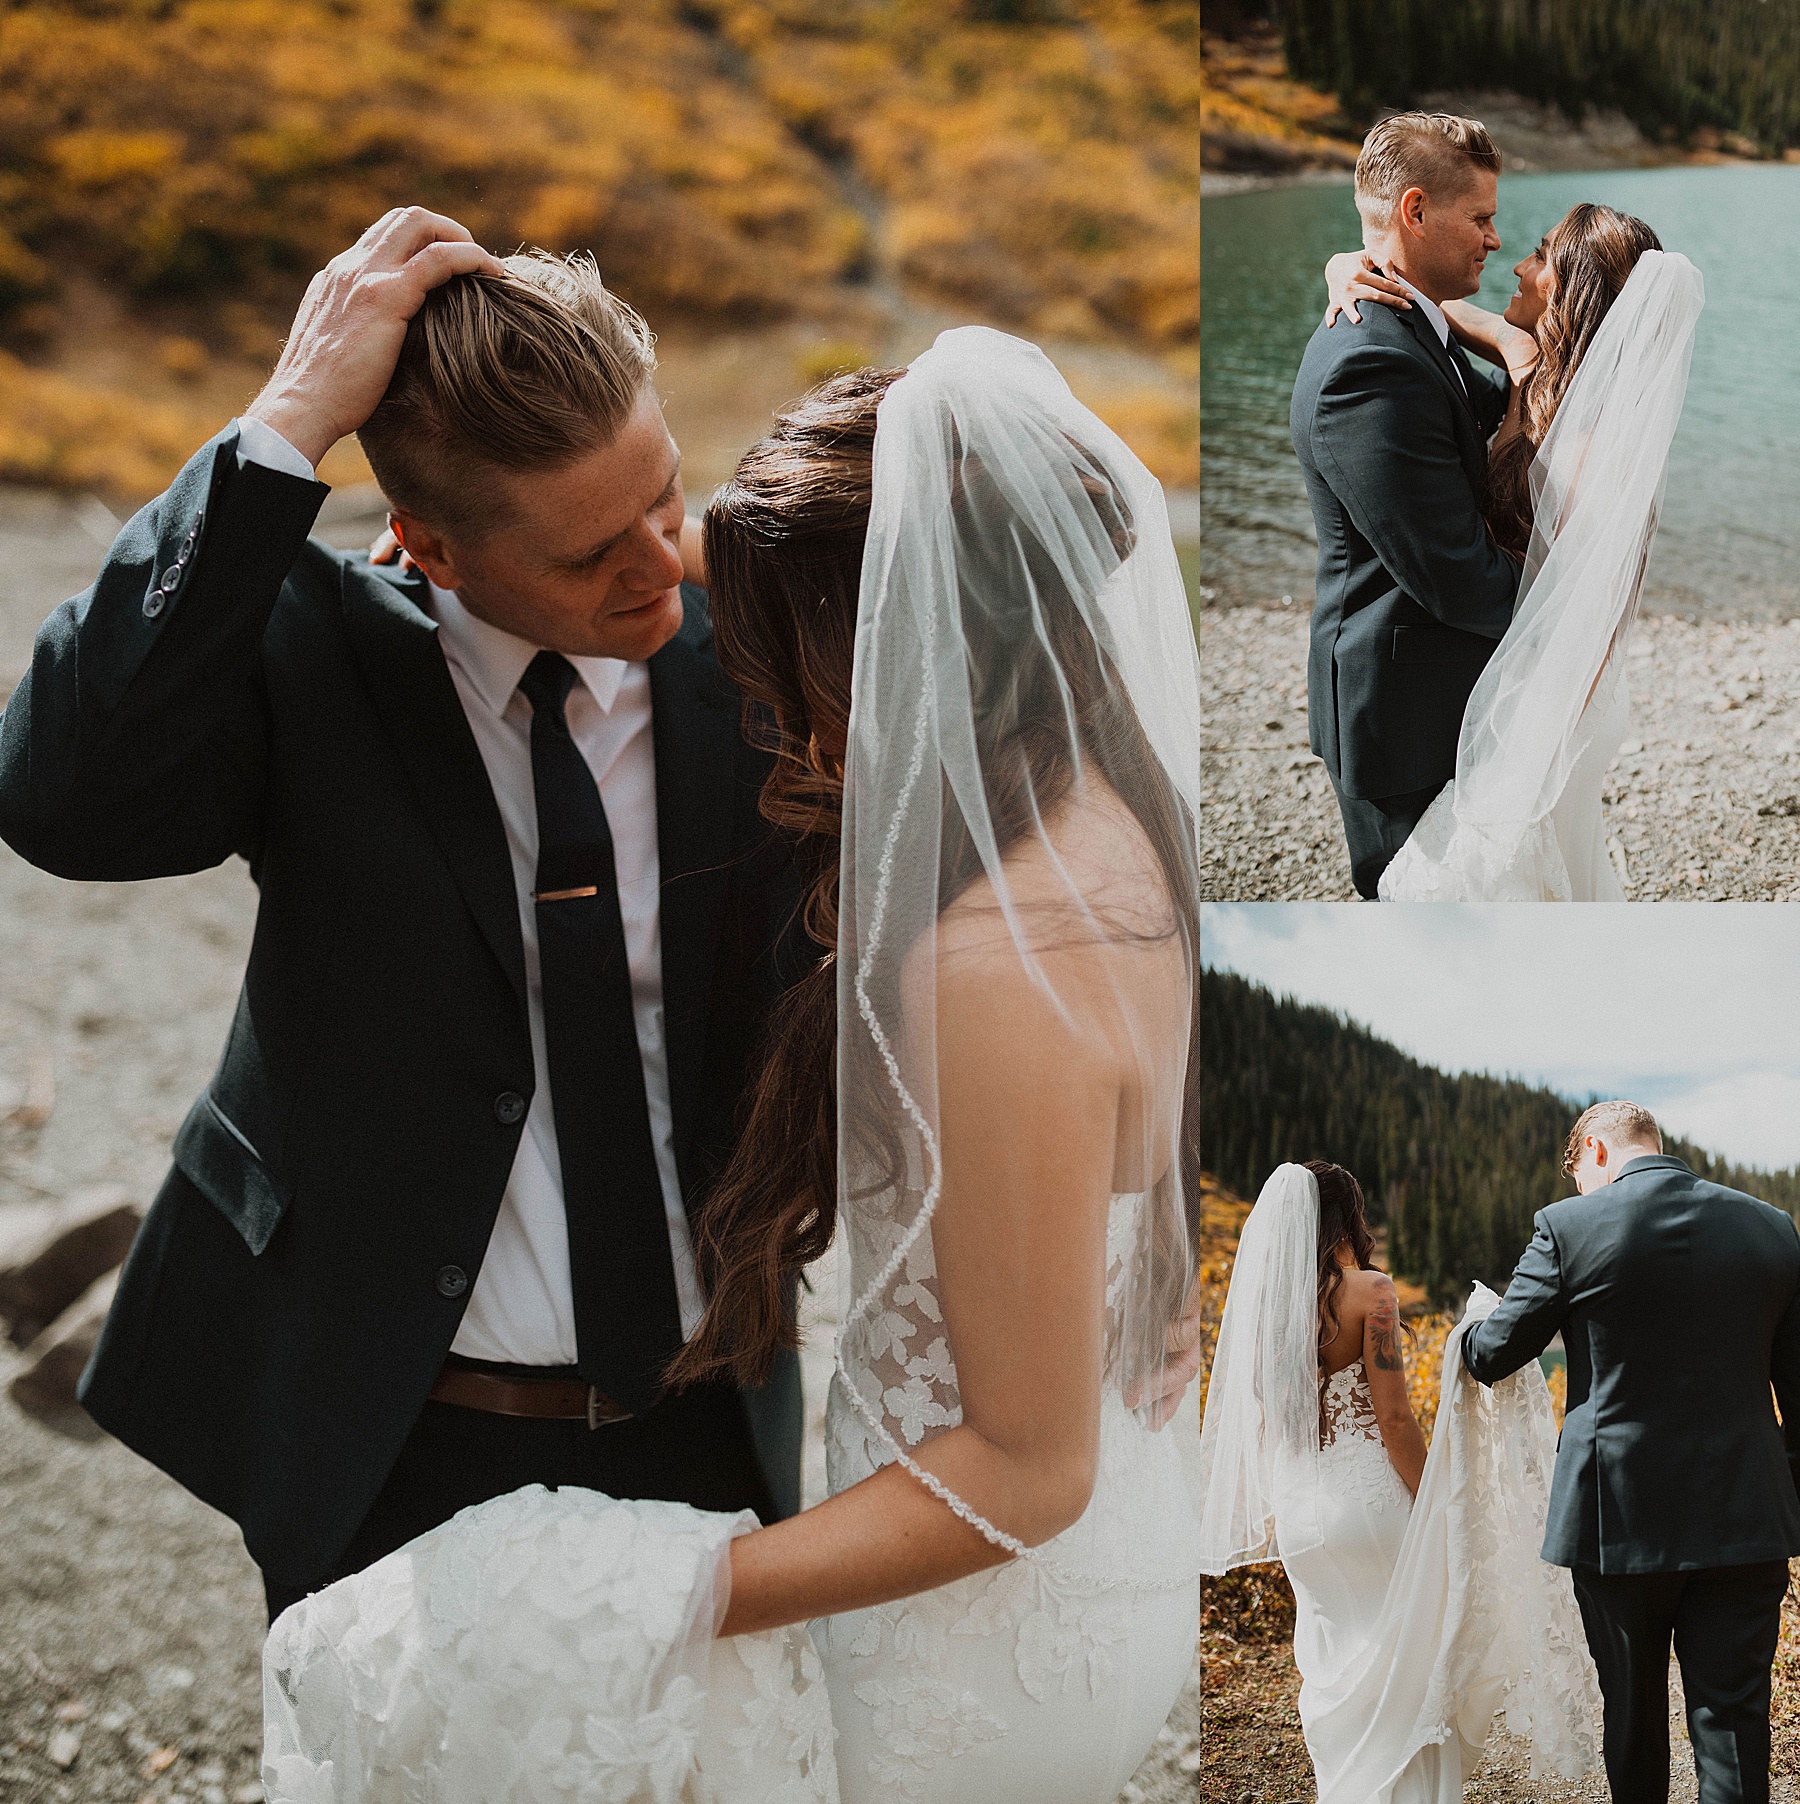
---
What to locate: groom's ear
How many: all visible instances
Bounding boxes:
[391,511,460,591]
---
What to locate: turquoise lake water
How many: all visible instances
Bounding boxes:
[1200,165,1800,617]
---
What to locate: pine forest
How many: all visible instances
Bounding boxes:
[1279,0,1800,152]
[1201,966,1800,1301]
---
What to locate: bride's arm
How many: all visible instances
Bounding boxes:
[1442,300,1539,382]
[720,938,1118,1637]
[1363,1277,1428,1498]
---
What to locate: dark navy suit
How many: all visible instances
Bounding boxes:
[1289,294,1522,894]
[1465,1155,1800,1800]
[0,428,807,1608]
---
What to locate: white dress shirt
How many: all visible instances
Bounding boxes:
[235,417,706,1363]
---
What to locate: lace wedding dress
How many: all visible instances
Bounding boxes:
[1199,1169,1602,1802]
[261,1199,1201,1804]
[1380,251,1703,902]
[1283,1360,1460,1800]
[263,1490,838,1804]
[818,1192,1201,1803]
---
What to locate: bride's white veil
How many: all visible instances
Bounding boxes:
[827,325,1203,1587]
[1196,1163,1325,1573]
[1453,248,1704,833]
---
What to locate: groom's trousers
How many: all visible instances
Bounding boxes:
[262,1367,776,1623]
[1326,773,1438,899]
[1571,1560,1790,1804]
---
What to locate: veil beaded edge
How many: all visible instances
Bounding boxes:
[829,325,1203,1587]
[1380,249,1704,902]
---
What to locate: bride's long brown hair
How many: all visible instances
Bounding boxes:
[666,367,1201,1390]
[1306,1160,1377,1436]
[1485,202,1662,558]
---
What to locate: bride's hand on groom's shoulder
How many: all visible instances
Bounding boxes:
[1324,252,1412,328]
[1125,1275,1203,1429]
[246,207,507,470]
[368,526,412,570]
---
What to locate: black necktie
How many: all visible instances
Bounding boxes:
[518,650,683,1415]
[1443,333,1476,408]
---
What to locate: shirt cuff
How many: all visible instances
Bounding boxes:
[234,415,319,484]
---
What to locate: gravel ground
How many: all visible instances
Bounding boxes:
[1201,1614,1800,1804]
[1201,604,1800,901]
[0,487,1197,1803]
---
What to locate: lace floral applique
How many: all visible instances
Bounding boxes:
[848,1676,1008,1799]
[1319,1362,1410,1514]
[941,1556,1131,1702]
[716,1632,839,1802]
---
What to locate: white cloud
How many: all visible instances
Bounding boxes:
[1201,904,1800,1170]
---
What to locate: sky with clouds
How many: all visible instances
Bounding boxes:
[1202,905,1800,1172]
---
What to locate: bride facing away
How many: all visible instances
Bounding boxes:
[1325,203,1704,901]
[1197,1162,1602,1802]
[260,326,1205,1804]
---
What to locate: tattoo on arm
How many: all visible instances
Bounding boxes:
[1368,1295,1403,1373]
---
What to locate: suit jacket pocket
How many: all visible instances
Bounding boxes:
[1391,623,1487,667]
[172,1088,290,1255]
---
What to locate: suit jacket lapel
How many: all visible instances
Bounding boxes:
[648,591,741,1200]
[1401,304,1480,425]
[338,561,528,1015]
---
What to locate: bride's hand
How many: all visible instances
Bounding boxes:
[368,524,415,570]
[1125,1274,1203,1429]
[1325,252,1412,327]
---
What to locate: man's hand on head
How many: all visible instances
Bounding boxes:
[246,208,506,471]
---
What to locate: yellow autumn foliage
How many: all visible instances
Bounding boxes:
[709,0,1200,346]
[0,0,864,321]
[0,0,1196,496]
[0,0,1196,332]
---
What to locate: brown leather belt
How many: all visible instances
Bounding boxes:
[428,1361,633,1429]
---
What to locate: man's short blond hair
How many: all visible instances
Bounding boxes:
[1355,112,1502,231]
[1563,1100,1662,1176]
[357,249,656,538]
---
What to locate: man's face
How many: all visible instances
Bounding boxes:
[1405,169,1501,302]
[405,386,688,662]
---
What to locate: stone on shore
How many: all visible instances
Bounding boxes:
[1201,607,1800,901]
[9,1268,117,1431]
[0,1186,140,1347]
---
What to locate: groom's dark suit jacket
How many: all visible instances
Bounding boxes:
[1290,297,1523,801]
[1463,1154,1800,1575]
[0,426,807,1598]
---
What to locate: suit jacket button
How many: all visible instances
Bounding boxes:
[435,1264,468,1298]
[494,1091,526,1124]
[143,592,166,620]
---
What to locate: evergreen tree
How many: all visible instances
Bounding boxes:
[1202,967,1800,1299]
[1280,0,1800,152]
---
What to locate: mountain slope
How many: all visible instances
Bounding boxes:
[1201,965,1800,1299]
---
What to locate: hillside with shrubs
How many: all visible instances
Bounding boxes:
[1201,966,1800,1304]
[0,0,1198,497]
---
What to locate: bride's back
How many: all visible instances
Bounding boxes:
[1318,1263,1387,1380]
[923,772,1189,1198]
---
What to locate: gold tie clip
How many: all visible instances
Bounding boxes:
[532,885,600,902]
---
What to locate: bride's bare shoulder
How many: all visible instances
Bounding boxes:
[918,779,1186,1058]
[1330,1266,1396,1327]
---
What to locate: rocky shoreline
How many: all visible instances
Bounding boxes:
[1202,606,1800,901]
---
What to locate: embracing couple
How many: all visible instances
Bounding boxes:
[1291,111,1706,900]
[1199,1104,1800,1802]
[0,211,1203,1801]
